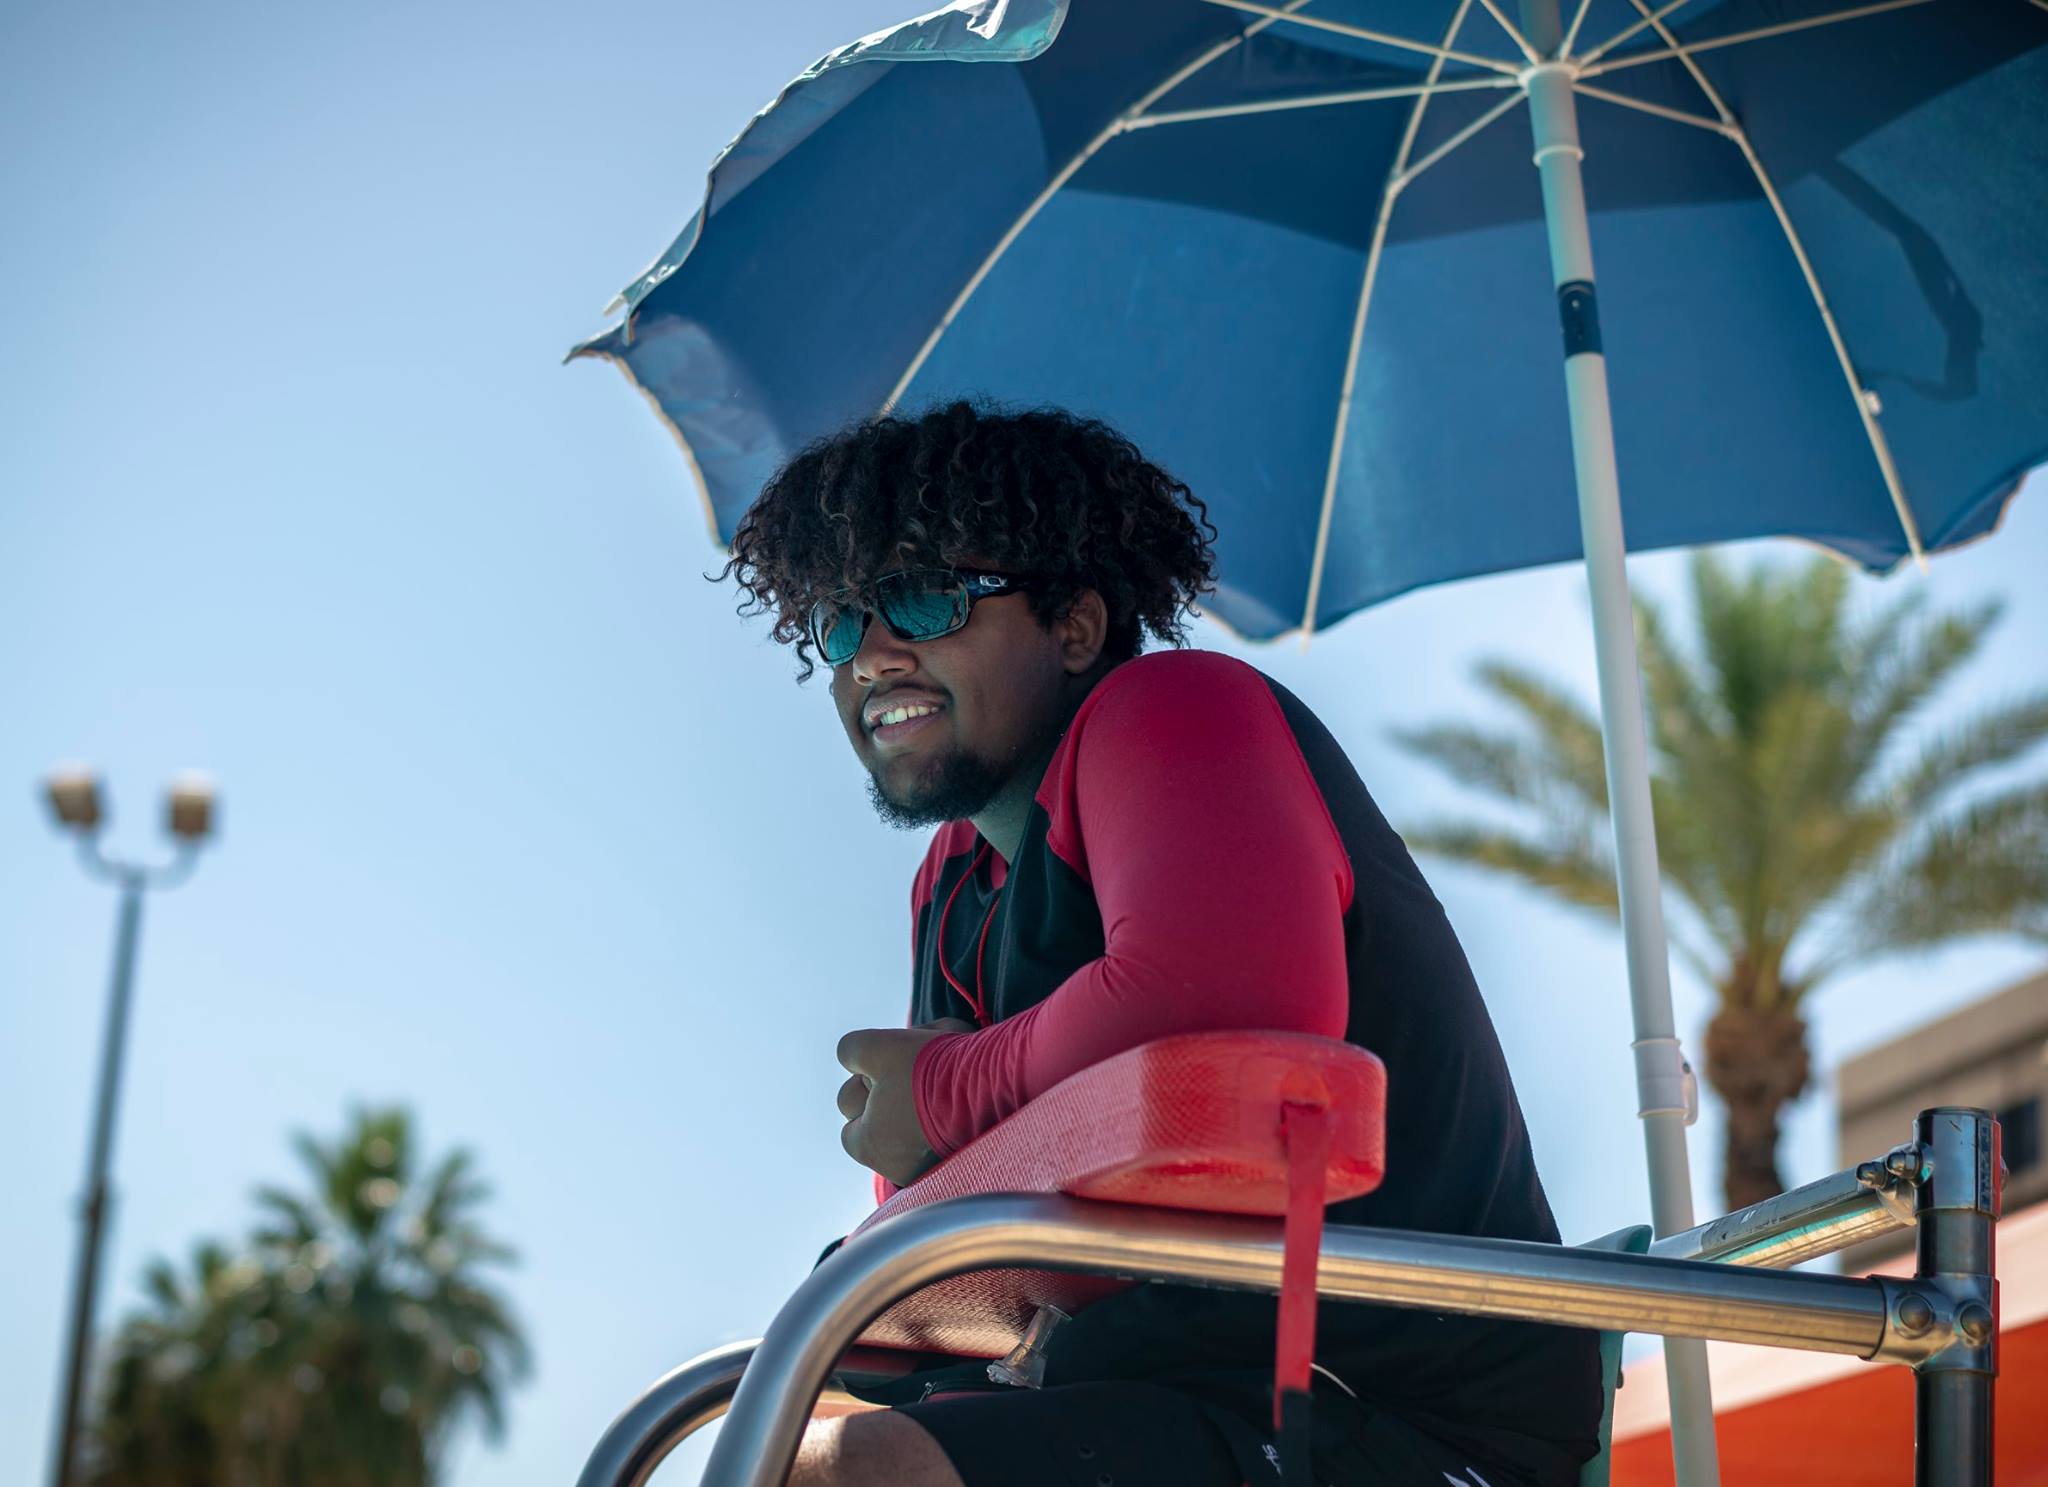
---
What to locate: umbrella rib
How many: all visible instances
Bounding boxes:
[1300,0,1484,644]
[880,4,1318,413]
[1571,81,1730,136]
[1560,0,1599,57]
[1474,0,1543,65]
[1580,0,1934,77]
[1574,0,1701,68]
[1126,74,1517,131]
[1613,0,1929,566]
[1390,91,1527,190]
[1194,0,1526,76]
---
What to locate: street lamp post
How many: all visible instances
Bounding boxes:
[41,767,217,1487]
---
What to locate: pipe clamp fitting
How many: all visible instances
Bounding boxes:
[1631,1037,1697,1124]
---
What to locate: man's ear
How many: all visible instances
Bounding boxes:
[1056,589,1110,675]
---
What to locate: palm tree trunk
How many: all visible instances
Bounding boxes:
[1702,1002,1812,1212]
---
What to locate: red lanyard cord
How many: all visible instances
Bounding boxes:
[936,843,998,1027]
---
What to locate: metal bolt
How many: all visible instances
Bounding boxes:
[1855,1160,1887,1189]
[1894,1293,1935,1337]
[1957,1302,1994,1346]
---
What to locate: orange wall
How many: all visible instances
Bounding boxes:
[1614,1321,2046,1486]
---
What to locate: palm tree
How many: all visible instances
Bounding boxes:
[86,1108,528,1487]
[241,1107,530,1487]
[1392,553,2048,1211]
[84,1240,266,1487]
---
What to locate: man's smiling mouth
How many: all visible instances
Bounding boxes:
[865,690,946,729]
[873,701,940,728]
[864,693,948,747]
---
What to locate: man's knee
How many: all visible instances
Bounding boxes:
[789,1407,963,1487]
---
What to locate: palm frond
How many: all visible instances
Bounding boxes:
[1743,688,1901,943]
[418,1150,489,1234]
[1634,591,1720,758]
[142,1258,186,1313]
[1400,821,1620,914]
[1472,660,1610,807]
[1881,692,2048,807]
[466,1369,509,1440]
[252,1186,322,1243]
[194,1240,231,1285]
[1385,722,1562,808]
[1846,597,2002,784]
[1838,582,1927,681]
[447,1233,518,1268]
[291,1130,338,1205]
[1829,783,2048,967]
[1643,775,1743,951]
[1689,552,1848,743]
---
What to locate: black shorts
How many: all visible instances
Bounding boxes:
[895,1381,1516,1487]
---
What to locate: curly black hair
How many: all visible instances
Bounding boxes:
[722,401,1217,679]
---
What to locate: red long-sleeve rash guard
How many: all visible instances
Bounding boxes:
[909,651,1355,1158]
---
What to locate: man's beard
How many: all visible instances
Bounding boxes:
[866,750,1007,830]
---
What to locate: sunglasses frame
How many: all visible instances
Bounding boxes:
[808,567,1036,668]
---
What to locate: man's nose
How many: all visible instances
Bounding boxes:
[851,614,916,686]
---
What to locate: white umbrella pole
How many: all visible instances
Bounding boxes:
[1515,6,1722,1484]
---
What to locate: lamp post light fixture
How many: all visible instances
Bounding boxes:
[40,765,217,1487]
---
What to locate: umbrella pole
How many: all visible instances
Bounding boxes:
[1514,5,1722,1485]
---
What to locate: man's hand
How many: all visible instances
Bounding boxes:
[836,1019,976,1187]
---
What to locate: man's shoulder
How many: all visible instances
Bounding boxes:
[1046,650,1314,817]
[1076,648,1276,729]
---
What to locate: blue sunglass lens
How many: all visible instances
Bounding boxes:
[877,573,967,640]
[814,601,867,666]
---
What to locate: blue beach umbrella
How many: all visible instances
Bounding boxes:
[571,3,2048,1480]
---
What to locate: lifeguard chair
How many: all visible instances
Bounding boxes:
[577,1032,2001,1487]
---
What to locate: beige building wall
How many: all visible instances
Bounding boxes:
[1835,966,2048,1270]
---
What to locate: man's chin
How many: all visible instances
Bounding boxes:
[865,753,1003,830]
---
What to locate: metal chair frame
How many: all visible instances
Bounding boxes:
[579,1105,2000,1487]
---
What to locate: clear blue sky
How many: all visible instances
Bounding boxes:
[3,2,2042,1483]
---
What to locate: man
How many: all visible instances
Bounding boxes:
[722,402,1600,1487]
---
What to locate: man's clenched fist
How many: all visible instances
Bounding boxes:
[836,1019,975,1187]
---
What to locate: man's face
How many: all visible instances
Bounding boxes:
[828,574,1077,829]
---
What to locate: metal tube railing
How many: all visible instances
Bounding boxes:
[581,1114,1996,1487]
[696,1194,1895,1487]
[1651,1158,1916,1268]
[578,1154,1920,1487]
[575,1342,917,1487]
[580,1340,754,1487]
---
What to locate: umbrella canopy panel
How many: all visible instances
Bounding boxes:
[575,0,2047,639]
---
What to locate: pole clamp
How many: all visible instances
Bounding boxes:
[1558,280,1602,359]
[1631,1037,1698,1125]
[1854,1141,1928,1229]
[1873,1273,1996,1374]
[1918,1108,2004,1217]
